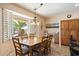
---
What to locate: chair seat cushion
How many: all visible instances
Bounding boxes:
[33,46,45,52]
[22,46,29,54]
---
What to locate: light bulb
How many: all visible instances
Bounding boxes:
[75,4,79,7]
[37,22,39,25]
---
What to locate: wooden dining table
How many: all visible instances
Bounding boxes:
[20,36,44,56]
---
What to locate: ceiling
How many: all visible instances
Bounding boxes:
[16,3,79,18]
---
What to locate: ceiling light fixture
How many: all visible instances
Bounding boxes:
[31,3,43,25]
[75,4,79,7]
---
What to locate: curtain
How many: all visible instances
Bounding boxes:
[0,8,2,43]
[3,8,13,42]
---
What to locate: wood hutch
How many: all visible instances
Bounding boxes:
[61,19,79,45]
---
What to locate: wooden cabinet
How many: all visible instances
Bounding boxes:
[61,20,69,29]
[70,30,78,40]
[77,30,79,43]
[69,20,78,30]
[61,29,70,45]
[61,19,79,45]
[61,36,69,45]
[61,29,69,36]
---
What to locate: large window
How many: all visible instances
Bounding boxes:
[2,8,40,42]
[13,17,28,36]
[2,9,30,42]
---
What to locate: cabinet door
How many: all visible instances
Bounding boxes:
[61,20,69,29]
[70,30,78,40]
[77,30,79,43]
[61,36,69,45]
[61,29,70,45]
[69,20,78,30]
[61,29,69,36]
[77,20,79,43]
[77,20,79,29]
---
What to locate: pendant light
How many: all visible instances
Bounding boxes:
[31,3,43,25]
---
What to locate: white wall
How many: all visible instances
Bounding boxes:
[46,9,79,46]
[46,9,79,24]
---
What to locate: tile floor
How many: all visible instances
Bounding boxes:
[9,39,70,56]
[48,44,70,56]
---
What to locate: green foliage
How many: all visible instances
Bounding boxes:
[13,19,26,30]
[13,19,26,35]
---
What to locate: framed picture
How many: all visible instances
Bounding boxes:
[46,23,59,28]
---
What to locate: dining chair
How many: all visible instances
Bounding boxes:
[29,34,35,37]
[47,35,52,53]
[41,35,52,55]
[42,39,49,55]
[21,35,28,40]
[69,35,79,56]
[70,43,79,56]
[32,37,48,56]
[12,37,29,56]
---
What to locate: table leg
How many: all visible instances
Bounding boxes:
[29,46,33,56]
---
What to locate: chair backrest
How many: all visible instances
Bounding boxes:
[21,35,28,40]
[12,37,23,56]
[69,35,79,56]
[70,46,79,56]
[41,37,48,49]
[47,35,52,52]
[29,34,35,39]
[48,35,52,44]
[42,36,48,42]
